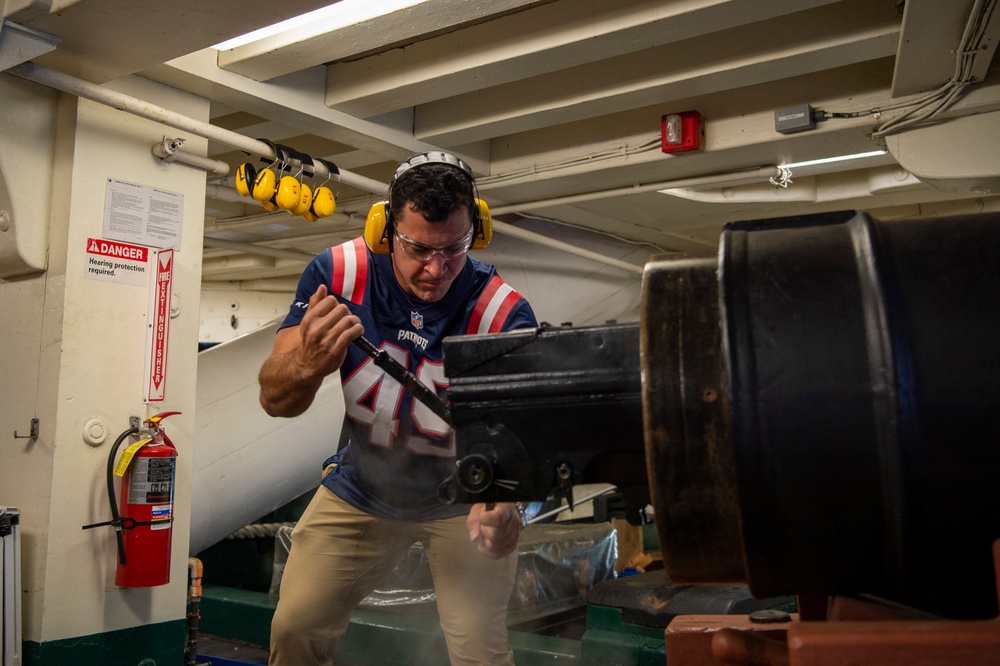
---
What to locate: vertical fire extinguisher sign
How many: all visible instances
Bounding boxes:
[144,248,173,403]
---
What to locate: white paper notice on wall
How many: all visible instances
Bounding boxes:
[84,237,150,286]
[103,178,183,251]
[144,248,174,403]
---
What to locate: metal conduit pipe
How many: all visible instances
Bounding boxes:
[489,167,781,216]
[492,220,643,275]
[205,184,253,205]
[203,237,316,261]
[152,137,230,176]
[5,61,384,193]
[487,168,781,276]
[231,278,302,293]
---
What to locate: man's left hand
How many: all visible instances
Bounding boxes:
[467,503,521,559]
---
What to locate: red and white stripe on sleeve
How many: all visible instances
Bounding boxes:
[467,276,523,335]
[330,237,369,305]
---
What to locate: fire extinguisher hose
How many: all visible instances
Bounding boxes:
[82,426,140,566]
[106,425,139,565]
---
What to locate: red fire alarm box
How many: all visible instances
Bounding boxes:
[661,110,705,153]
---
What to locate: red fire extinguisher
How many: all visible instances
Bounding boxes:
[84,412,180,587]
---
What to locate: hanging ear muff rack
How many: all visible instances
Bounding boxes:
[234,141,343,222]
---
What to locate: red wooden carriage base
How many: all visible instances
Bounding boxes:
[664,539,1000,665]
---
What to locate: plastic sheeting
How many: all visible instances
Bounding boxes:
[271,521,618,623]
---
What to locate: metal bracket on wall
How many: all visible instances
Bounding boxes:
[129,415,143,441]
[13,418,39,440]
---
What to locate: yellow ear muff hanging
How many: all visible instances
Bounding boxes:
[309,158,338,220]
[252,166,277,203]
[294,157,317,219]
[311,186,336,218]
[235,162,256,197]
[472,198,492,250]
[275,171,301,212]
[292,182,313,217]
[261,192,280,212]
[364,201,391,254]
[250,139,282,204]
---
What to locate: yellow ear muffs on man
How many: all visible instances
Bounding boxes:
[472,198,492,250]
[363,152,494,254]
[364,201,392,254]
[363,197,491,254]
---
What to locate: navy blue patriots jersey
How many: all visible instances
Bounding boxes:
[279,237,538,520]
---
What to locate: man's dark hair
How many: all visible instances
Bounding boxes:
[390,163,475,224]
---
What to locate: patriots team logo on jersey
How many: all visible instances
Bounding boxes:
[410,311,424,330]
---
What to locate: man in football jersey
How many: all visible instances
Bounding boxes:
[259,152,537,666]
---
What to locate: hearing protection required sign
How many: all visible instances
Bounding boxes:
[84,237,150,286]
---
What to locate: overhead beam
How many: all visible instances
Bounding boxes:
[325,0,842,118]
[201,254,308,281]
[414,0,901,145]
[217,0,552,82]
[892,0,999,96]
[203,237,316,261]
[13,0,330,83]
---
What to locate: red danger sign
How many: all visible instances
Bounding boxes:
[87,238,149,261]
[85,237,150,286]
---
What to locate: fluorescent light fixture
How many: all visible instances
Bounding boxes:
[782,150,887,169]
[213,0,428,50]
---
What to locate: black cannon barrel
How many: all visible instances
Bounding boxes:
[643,211,1000,619]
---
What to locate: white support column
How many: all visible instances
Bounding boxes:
[0,72,207,647]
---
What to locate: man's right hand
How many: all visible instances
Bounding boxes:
[296,284,365,379]
[258,284,363,417]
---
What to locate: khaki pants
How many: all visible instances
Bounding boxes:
[269,486,518,666]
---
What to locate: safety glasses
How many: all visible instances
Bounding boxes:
[394,226,473,262]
